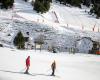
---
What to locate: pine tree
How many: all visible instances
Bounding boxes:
[82,0,91,7]
[89,41,99,54]
[56,0,62,4]
[13,32,25,49]
[24,0,28,2]
[44,1,50,11]
[71,0,81,7]
[33,0,51,13]
[56,0,81,7]
[90,4,100,18]
[34,0,46,13]
[1,0,14,9]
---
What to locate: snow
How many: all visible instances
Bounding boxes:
[76,38,93,53]
[0,0,100,53]
[0,0,100,79]
[13,0,100,32]
[50,2,100,31]
[0,48,100,80]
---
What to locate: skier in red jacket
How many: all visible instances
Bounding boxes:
[25,56,30,74]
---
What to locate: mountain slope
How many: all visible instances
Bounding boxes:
[0,0,100,52]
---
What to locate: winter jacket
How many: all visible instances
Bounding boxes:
[51,61,56,70]
[26,56,30,67]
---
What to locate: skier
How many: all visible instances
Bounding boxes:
[25,56,30,74]
[51,60,56,76]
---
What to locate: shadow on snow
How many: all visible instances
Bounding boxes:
[0,70,56,77]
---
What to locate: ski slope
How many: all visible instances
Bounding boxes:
[0,48,100,80]
[0,0,100,32]
[0,1,100,80]
[14,0,100,32]
[50,3,100,31]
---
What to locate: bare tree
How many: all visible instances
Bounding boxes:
[34,34,45,51]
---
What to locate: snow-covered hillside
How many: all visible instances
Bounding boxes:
[14,0,100,32]
[0,1,100,80]
[0,0,100,53]
[0,48,100,80]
